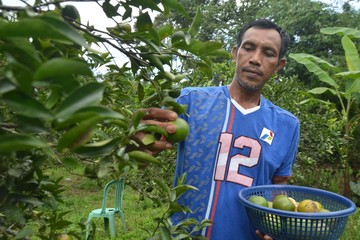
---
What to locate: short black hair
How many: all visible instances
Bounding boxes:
[236,19,290,60]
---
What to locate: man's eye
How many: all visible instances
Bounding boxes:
[243,46,253,51]
[265,51,275,57]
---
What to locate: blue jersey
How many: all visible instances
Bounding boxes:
[172,86,300,240]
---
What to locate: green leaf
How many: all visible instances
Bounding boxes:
[188,8,201,38]
[141,133,157,145]
[127,150,162,165]
[5,60,34,93]
[0,39,41,69]
[154,179,171,198]
[73,138,121,158]
[145,54,164,71]
[0,78,16,94]
[342,35,360,71]
[17,196,43,205]
[55,106,127,129]
[61,157,80,169]
[132,110,146,128]
[102,1,120,18]
[54,111,98,130]
[158,226,172,240]
[57,116,103,151]
[184,32,191,45]
[174,185,198,198]
[308,87,336,95]
[161,0,188,17]
[0,135,48,153]
[345,78,360,99]
[2,91,53,119]
[195,60,213,79]
[34,58,92,82]
[77,106,126,120]
[17,116,48,134]
[15,225,35,239]
[350,181,360,196]
[56,82,105,119]
[158,24,173,40]
[289,53,339,89]
[321,27,360,38]
[335,71,360,79]
[0,15,87,47]
[128,0,162,12]
[136,12,153,32]
[163,96,188,115]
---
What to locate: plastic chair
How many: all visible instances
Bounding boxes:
[86,179,126,239]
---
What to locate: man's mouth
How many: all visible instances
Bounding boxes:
[242,67,263,76]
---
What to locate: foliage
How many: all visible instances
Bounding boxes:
[290,26,360,199]
[0,0,228,239]
[155,0,360,84]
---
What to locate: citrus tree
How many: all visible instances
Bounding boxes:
[0,0,227,239]
[290,27,360,199]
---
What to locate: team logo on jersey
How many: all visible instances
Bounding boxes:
[260,127,274,145]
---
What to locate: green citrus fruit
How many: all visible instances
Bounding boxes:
[61,5,80,22]
[297,199,319,213]
[314,201,324,211]
[273,195,296,211]
[249,195,269,207]
[165,118,189,143]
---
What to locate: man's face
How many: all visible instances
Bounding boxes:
[232,27,285,92]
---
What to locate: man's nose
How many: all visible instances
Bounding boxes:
[249,50,261,66]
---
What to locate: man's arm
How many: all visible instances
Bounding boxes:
[272,176,290,185]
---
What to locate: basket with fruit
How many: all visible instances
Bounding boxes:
[238,185,356,240]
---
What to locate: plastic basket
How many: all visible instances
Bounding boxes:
[238,185,356,240]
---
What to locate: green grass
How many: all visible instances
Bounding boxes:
[44,166,166,240]
[43,166,360,240]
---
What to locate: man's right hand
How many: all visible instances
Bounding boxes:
[132,108,178,155]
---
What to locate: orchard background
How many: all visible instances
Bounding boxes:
[0,0,359,239]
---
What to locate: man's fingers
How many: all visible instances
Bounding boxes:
[255,230,272,240]
[142,120,176,134]
[133,131,173,151]
[140,108,178,121]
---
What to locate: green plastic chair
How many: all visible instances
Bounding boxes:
[86,179,126,239]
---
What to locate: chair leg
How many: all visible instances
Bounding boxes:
[85,215,93,240]
[109,216,116,238]
[104,217,110,237]
[119,212,126,233]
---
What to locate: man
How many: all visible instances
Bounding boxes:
[137,19,300,239]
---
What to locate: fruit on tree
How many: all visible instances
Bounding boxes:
[165,118,189,143]
[61,5,80,22]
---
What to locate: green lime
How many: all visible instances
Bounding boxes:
[249,195,269,207]
[166,118,189,143]
[273,195,296,211]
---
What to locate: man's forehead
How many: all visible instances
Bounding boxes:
[242,27,282,49]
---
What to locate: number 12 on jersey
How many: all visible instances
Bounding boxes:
[214,133,261,187]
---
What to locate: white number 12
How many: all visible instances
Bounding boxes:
[214,133,261,187]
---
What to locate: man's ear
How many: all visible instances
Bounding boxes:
[231,47,237,61]
[276,58,286,72]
